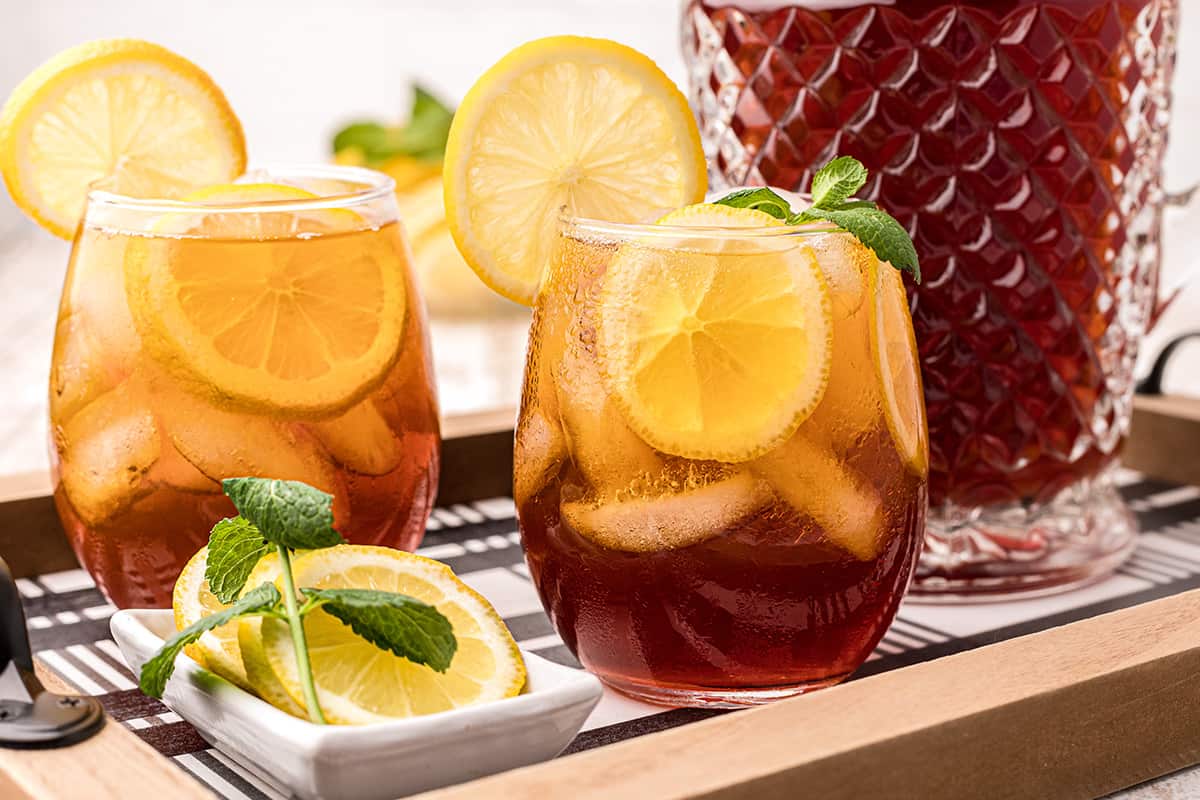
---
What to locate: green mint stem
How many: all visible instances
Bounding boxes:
[276,544,326,724]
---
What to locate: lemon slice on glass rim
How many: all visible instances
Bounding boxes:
[124,183,405,418]
[0,38,246,238]
[443,35,707,305]
[261,545,525,724]
[595,204,834,463]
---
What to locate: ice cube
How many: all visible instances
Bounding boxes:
[752,433,885,560]
[803,295,883,447]
[555,330,663,499]
[50,312,122,425]
[58,381,160,526]
[309,399,404,476]
[64,231,142,366]
[154,378,341,493]
[513,406,568,507]
[807,232,872,321]
[561,470,772,552]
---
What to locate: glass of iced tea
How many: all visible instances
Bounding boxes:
[515,209,928,706]
[51,165,440,608]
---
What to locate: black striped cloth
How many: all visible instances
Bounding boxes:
[18,469,1200,799]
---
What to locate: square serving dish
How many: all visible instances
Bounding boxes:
[111,609,602,800]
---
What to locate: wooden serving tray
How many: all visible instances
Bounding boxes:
[2,396,1199,800]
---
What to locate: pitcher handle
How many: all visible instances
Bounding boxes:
[1150,183,1200,327]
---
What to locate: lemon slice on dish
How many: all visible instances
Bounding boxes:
[595,204,833,462]
[443,35,706,305]
[172,546,253,691]
[236,553,307,719]
[124,183,405,418]
[870,259,929,476]
[0,39,246,238]
[261,545,525,724]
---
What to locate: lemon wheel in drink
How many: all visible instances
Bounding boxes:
[869,259,928,476]
[595,204,834,463]
[123,183,406,418]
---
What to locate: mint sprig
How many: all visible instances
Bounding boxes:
[714,156,920,282]
[204,517,270,604]
[140,582,280,699]
[332,85,453,164]
[141,477,458,726]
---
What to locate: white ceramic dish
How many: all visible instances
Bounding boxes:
[111,609,602,800]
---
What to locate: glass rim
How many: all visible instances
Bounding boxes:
[559,211,840,240]
[84,163,396,214]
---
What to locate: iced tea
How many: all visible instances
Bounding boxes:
[515,216,927,706]
[50,168,440,608]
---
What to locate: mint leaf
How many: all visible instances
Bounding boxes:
[401,86,454,160]
[222,478,344,551]
[332,122,391,161]
[803,205,921,282]
[809,156,868,209]
[305,588,457,673]
[139,582,280,698]
[205,517,270,604]
[712,187,793,221]
[331,85,453,164]
[714,156,920,282]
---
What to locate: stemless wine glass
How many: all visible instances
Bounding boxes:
[50,165,440,608]
[514,214,928,706]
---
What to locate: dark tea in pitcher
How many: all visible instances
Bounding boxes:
[684,0,1178,596]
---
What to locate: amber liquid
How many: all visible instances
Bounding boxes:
[515,230,927,701]
[686,0,1176,509]
[519,456,925,695]
[50,222,439,608]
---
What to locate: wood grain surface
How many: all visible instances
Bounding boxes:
[417,589,1200,800]
[0,666,206,800]
[1126,394,1200,489]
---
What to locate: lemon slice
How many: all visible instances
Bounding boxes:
[0,39,246,239]
[443,35,706,305]
[125,183,405,417]
[596,204,833,462]
[261,546,525,724]
[172,546,253,691]
[870,260,929,476]
[236,553,307,719]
